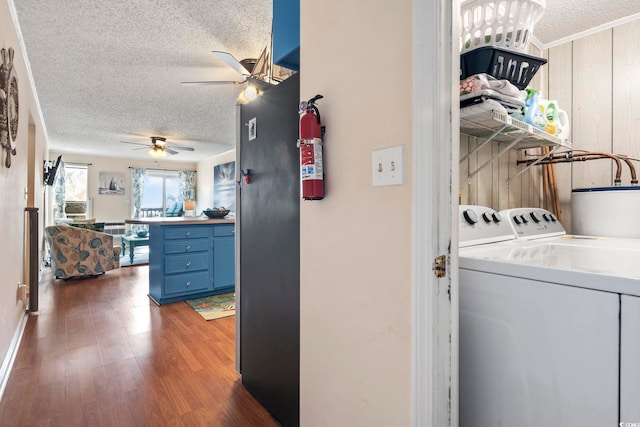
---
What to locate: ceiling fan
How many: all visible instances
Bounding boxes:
[181,50,263,86]
[181,46,295,97]
[120,136,195,158]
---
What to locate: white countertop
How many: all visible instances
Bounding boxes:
[125,216,234,225]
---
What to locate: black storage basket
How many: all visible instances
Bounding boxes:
[461,46,547,90]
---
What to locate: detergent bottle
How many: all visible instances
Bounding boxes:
[557,109,571,140]
[523,89,546,131]
[542,100,559,136]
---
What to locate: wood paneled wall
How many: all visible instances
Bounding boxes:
[460,45,545,212]
[460,19,640,232]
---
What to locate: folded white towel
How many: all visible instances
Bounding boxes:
[461,73,521,98]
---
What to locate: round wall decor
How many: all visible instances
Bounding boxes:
[0,47,18,168]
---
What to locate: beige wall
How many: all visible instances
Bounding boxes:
[300,1,413,426]
[48,152,196,223]
[0,0,48,383]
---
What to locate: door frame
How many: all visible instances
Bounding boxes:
[235,103,242,373]
[412,0,459,425]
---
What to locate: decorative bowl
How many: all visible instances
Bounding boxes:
[136,230,149,238]
[202,209,230,219]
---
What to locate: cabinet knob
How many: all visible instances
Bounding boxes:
[186,281,191,287]
[186,261,191,267]
[185,245,191,251]
[185,231,191,237]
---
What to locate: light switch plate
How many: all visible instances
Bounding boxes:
[372,145,404,186]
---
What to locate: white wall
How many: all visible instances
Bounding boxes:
[0,0,48,394]
[48,152,196,223]
[197,149,236,213]
[300,1,413,425]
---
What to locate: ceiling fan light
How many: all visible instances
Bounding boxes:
[245,85,259,99]
[148,147,167,158]
[237,84,261,104]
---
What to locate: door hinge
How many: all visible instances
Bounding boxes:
[433,255,447,278]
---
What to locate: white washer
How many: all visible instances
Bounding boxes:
[459,206,640,427]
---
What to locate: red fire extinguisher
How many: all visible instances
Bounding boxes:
[298,94,324,200]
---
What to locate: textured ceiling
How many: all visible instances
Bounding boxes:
[533,0,640,46]
[11,1,640,162]
[12,0,273,162]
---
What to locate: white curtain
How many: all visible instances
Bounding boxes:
[130,168,146,218]
[53,160,66,219]
[178,170,196,202]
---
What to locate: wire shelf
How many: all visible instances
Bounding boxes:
[460,109,571,182]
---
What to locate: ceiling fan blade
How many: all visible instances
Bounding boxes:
[212,51,251,76]
[165,148,179,155]
[120,140,149,146]
[168,145,195,152]
[132,147,150,151]
[181,80,246,86]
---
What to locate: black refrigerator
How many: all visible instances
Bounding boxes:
[238,73,300,427]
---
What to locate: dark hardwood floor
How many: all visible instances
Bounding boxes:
[0,265,279,427]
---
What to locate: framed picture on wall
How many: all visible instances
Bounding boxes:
[214,161,236,212]
[98,171,125,195]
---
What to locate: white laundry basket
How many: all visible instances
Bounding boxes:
[461,0,546,53]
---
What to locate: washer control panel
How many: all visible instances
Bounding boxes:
[499,208,566,240]
[459,205,516,247]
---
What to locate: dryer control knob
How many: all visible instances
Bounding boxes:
[482,212,492,223]
[492,212,502,223]
[520,215,529,224]
[530,212,540,223]
[542,213,550,222]
[463,209,478,225]
[513,215,521,225]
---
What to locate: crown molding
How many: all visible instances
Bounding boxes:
[7,0,49,142]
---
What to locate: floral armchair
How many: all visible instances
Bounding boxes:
[45,225,121,279]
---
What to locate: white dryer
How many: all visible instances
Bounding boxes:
[459,206,640,427]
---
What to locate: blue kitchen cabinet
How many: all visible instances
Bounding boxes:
[213,224,235,289]
[148,222,235,304]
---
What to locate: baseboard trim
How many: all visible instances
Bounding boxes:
[0,311,28,402]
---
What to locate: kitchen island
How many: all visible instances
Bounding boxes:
[125,217,235,305]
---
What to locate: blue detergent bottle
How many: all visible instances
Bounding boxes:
[523,89,546,130]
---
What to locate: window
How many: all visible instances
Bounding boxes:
[63,164,89,219]
[140,171,181,217]
[64,164,88,202]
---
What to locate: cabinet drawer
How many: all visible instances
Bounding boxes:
[214,224,235,237]
[165,252,209,274]
[164,239,209,255]
[164,272,210,295]
[164,226,210,240]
